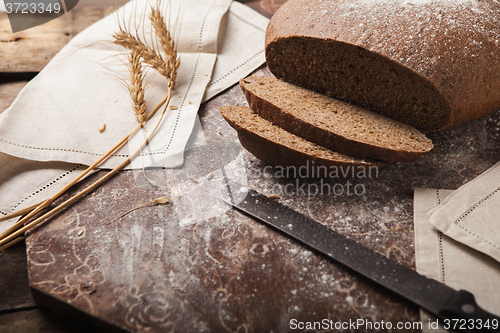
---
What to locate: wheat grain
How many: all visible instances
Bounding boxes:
[154,197,169,204]
[128,50,147,125]
[106,197,169,225]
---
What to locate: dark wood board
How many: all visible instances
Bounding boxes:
[0,241,35,312]
[24,63,500,332]
[0,307,92,333]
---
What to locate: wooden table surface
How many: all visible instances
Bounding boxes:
[2,1,500,332]
[0,1,277,332]
[0,5,124,332]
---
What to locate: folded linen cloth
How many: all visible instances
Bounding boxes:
[414,170,500,332]
[0,0,268,170]
[427,162,500,263]
[0,0,268,232]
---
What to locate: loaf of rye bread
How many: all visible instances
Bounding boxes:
[240,76,433,162]
[219,105,386,172]
[265,0,500,131]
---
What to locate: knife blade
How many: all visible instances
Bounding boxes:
[220,178,500,333]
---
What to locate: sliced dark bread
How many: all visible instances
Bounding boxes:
[240,76,433,163]
[219,105,386,176]
[265,0,500,131]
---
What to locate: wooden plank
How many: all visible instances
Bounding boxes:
[0,241,35,312]
[0,7,115,73]
[0,81,29,113]
[0,307,92,333]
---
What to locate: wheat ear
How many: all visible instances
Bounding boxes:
[113,29,170,78]
[128,50,147,125]
[150,6,180,87]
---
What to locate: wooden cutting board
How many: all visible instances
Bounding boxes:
[13,1,500,332]
[25,64,500,332]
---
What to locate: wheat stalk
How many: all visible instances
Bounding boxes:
[0,87,173,236]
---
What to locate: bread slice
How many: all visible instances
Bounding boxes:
[219,105,386,176]
[240,76,433,163]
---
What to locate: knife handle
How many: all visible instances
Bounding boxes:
[440,290,500,333]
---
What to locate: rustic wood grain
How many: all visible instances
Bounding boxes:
[0,5,130,333]
[0,307,93,333]
[0,7,114,73]
[0,81,29,113]
[0,241,35,312]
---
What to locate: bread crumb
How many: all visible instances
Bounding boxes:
[98,124,106,133]
[206,172,214,180]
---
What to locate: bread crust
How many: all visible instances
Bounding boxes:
[265,0,500,130]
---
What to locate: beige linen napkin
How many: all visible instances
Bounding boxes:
[0,0,268,232]
[414,182,500,331]
[427,162,500,262]
[0,0,268,170]
[203,1,268,102]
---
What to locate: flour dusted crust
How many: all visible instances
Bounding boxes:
[265,0,500,131]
